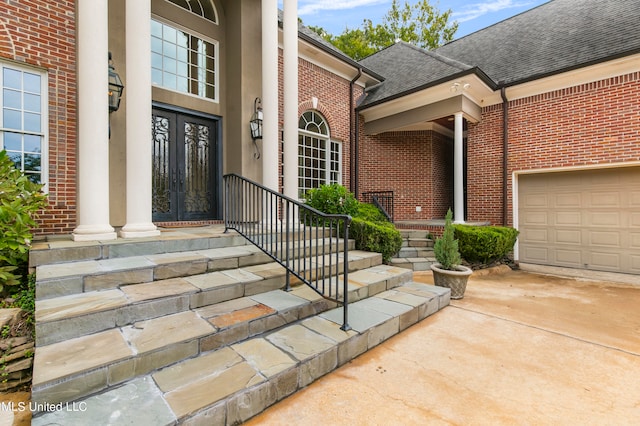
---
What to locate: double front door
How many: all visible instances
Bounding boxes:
[152,107,221,222]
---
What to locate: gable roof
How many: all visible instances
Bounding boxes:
[358,0,640,109]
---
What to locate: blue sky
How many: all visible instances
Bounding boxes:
[292,0,549,39]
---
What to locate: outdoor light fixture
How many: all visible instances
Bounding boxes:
[108,52,124,113]
[250,97,263,159]
[250,97,263,140]
[449,81,471,93]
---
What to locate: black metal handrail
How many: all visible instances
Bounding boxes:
[362,191,394,222]
[223,173,352,331]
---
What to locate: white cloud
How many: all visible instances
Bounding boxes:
[297,0,388,16]
[452,0,534,23]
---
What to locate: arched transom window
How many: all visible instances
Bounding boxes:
[298,111,341,198]
[166,0,218,23]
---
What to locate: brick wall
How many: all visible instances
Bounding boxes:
[0,1,77,235]
[358,130,453,221]
[467,71,640,226]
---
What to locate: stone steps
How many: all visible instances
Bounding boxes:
[32,280,450,425]
[34,249,380,347]
[31,225,451,425]
[31,263,414,413]
[392,230,436,271]
[34,235,348,300]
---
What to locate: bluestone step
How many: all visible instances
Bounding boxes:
[32,282,451,426]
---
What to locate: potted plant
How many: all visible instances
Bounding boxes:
[430,208,472,299]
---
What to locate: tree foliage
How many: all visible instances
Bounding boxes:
[310,0,458,60]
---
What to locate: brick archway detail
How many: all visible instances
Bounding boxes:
[0,21,16,58]
[297,100,334,132]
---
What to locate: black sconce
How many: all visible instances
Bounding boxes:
[108,52,124,113]
[250,97,263,158]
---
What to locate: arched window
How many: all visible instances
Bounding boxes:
[165,0,217,23]
[298,111,341,198]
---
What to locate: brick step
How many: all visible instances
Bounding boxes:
[35,236,355,300]
[35,250,383,347]
[31,264,415,410]
[32,280,451,425]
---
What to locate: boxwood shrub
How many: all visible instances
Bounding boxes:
[453,224,519,264]
[350,218,402,263]
[304,184,401,262]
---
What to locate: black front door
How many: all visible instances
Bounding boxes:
[152,107,221,222]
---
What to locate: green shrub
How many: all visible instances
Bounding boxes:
[303,184,359,217]
[355,202,389,223]
[350,218,402,263]
[303,184,401,262]
[454,224,519,264]
[433,209,461,270]
[0,150,47,294]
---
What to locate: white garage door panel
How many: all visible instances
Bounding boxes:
[518,167,640,275]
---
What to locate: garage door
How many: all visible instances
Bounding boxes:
[518,167,640,275]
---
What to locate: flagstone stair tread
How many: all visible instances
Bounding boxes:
[32,281,450,426]
[31,264,413,404]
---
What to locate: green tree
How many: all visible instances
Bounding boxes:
[310,0,458,60]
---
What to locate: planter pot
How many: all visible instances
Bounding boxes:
[430,263,473,299]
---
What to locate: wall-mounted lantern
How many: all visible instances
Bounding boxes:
[108,52,124,113]
[250,97,263,159]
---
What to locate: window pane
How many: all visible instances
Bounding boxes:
[24,153,40,171]
[26,173,41,184]
[24,93,40,112]
[164,57,177,74]
[24,134,41,152]
[163,72,177,90]
[151,52,163,69]
[163,25,177,43]
[3,89,21,109]
[151,37,162,54]
[3,68,21,89]
[151,20,163,38]
[3,109,21,130]
[24,112,41,132]
[7,151,21,168]
[4,132,21,150]
[163,41,177,59]
[151,68,163,86]
[23,73,40,93]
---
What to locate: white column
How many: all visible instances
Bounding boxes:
[282,0,298,200]
[120,0,160,238]
[453,112,465,223]
[262,0,279,192]
[73,0,116,241]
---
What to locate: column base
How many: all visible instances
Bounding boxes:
[72,224,117,241]
[119,223,161,239]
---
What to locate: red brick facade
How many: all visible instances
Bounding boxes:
[358,130,453,221]
[467,71,640,226]
[0,0,77,235]
[279,54,361,192]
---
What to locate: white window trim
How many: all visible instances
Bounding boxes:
[298,111,342,197]
[151,16,220,103]
[163,0,219,25]
[0,60,48,192]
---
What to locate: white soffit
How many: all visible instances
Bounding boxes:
[360,73,493,122]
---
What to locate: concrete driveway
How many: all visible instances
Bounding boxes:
[246,267,640,425]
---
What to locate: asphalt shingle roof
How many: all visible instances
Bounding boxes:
[358,0,640,108]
